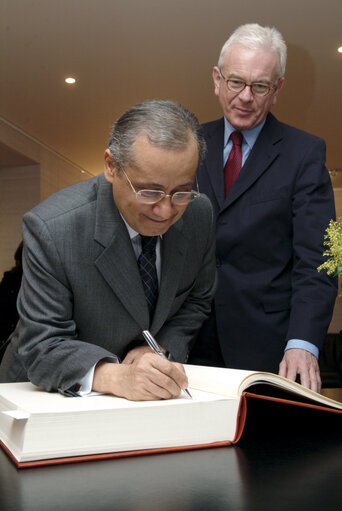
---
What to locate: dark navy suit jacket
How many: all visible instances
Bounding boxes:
[195,113,337,373]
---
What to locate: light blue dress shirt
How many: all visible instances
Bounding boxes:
[223,117,318,359]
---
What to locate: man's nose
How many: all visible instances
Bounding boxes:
[152,196,175,218]
[238,85,254,101]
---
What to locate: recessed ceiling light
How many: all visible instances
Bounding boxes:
[338,47,342,54]
[65,77,76,84]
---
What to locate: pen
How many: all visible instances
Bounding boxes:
[142,330,192,398]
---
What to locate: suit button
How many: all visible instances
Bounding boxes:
[216,258,221,268]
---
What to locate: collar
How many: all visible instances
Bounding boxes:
[120,214,140,241]
[224,117,266,151]
[120,214,162,242]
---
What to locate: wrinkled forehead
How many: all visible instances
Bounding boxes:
[222,43,280,81]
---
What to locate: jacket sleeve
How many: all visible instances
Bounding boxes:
[17,212,117,393]
[286,136,337,348]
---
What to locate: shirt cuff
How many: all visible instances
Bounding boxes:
[285,339,319,359]
[76,357,119,396]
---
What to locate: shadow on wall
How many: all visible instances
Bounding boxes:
[0,241,23,362]
[272,43,315,129]
[320,332,342,388]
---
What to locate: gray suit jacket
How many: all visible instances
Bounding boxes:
[0,174,216,393]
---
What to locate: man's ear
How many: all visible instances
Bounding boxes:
[212,66,221,96]
[272,76,285,106]
[104,149,116,183]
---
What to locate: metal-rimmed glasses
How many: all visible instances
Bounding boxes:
[219,69,277,97]
[122,169,200,205]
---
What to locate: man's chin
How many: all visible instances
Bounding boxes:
[143,226,170,236]
[141,218,174,236]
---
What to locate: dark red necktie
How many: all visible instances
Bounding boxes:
[224,131,243,196]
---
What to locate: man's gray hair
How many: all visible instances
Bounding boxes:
[218,23,287,81]
[108,100,206,172]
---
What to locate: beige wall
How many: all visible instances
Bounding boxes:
[0,117,93,201]
[0,164,40,275]
[0,117,93,277]
[328,188,342,333]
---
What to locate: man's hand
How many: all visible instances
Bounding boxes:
[92,353,189,401]
[278,348,321,393]
[122,345,157,365]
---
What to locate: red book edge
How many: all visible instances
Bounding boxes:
[0,438,233,469]
[243,391,342,415]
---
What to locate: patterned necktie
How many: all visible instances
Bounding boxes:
[138,235,159,317]
[224,131,243,196]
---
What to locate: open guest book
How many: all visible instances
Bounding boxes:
[0,365,341,468]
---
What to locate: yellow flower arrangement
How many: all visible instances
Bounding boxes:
[317,219,342,276]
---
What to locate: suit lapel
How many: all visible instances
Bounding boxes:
[151,218,187,333]
[94,177,149,329]
[222,113,283,211]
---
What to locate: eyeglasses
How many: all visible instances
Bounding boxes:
[122,170,200,205]
[219,70,276,97]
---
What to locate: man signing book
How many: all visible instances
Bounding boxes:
[0,100,216,401]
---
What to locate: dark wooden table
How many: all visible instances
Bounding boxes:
[1,389,341,511]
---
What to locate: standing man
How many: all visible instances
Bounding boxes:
[0,100,216,400]
[189,24,337,391]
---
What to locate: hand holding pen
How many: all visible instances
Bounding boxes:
[142,330,192,398]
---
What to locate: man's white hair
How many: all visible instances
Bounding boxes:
[218,23,287,81]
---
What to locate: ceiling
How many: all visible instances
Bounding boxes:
[1,0,342,176]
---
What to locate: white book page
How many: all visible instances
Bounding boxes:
[185,365,342,410]
[185,364,256,398]
[0,382,233,416]
[2,410,29,420]
[238,372,342,408]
